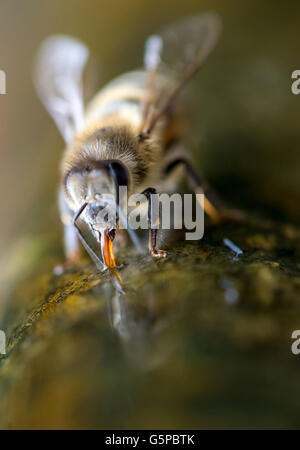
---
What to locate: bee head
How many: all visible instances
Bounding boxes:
[65,160,129,232]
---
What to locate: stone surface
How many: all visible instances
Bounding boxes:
[1,214,300,429]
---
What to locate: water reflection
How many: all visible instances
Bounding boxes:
[102,268,170,371]
[219,277,239,305]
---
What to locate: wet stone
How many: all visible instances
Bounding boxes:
[1,214,300,429]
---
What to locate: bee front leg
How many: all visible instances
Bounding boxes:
[141,188,168,259]
[53,224,81,275]
[64,223,81,263]
[54,190,82,275]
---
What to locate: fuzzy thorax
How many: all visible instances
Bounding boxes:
[61,119,164,200]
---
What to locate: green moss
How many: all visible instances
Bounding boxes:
[1,215,300,428]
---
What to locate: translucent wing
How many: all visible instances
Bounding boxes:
[141,12,221,136]
[34,35,89,144]
[156,11,221,76]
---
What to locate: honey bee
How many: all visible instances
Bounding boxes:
[34,12,226,271]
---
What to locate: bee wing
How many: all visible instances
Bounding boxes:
[155,11,221,76]
[141,12,221,135]
[34,35,89,144]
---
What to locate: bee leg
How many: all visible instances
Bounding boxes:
[164,158,242,224]
[64,223,81,262]
[58,189,81,265]
[72,202,105,271]
[141,187,168,259]
[165,157,248,223]
[53,224,81,275]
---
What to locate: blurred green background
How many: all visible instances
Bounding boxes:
[0,0,300,253]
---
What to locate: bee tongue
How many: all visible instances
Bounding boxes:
[99,230,116,268]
